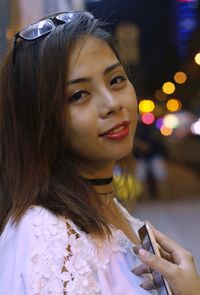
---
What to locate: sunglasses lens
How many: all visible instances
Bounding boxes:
[16,11,95,43]
[20,19,54,40]
[56,11,94,23]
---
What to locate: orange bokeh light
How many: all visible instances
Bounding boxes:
[155,89,167,101]
[160,125,173,136]
[174,72,187,84]
[162,82,175,95]
[166,99,182,112]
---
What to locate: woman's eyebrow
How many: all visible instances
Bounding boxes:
[104,62,122,75]
[66,62,122,86]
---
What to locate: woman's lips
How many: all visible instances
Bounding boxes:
[100,121,130,139]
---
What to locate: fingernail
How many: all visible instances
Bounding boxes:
[132,268,136,274]
[139,248,151,258]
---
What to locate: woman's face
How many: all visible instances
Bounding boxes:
[65,36,137,172]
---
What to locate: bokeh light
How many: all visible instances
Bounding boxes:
[141,113,155,125]
[154,104,164,117]
[194,52,200,65]
[166,99,182,112]
[191,120,200,135]
[155,89,167,101]
[139,99,155,113]
[160,125,173,136]
[163,114,180,129]
[162,82,175,94]
[155,118,163,129]
[174,71,187,84]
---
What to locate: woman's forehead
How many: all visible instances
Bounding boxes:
[67,36,119,80]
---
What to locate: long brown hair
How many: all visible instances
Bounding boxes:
[0,12,132,235]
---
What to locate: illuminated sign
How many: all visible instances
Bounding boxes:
[175,0,199,58]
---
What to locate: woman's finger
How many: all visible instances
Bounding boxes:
[138,224,200,295]
[148,223,189,265]
[132,263,150,275]
[140,278,155,290]
[149,224,182,251]
[138,247,200,295]
[159,247,173,262]
[138,248,177,280]
[133,244,142,255]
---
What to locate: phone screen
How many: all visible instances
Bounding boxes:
[139,225,171,295]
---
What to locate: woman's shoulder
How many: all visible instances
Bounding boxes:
[0,206,69,294]
[0,206,68,263]
[0,206,66,244]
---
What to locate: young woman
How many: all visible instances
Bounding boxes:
[0,11,199,295]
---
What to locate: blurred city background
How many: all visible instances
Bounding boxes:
[0,0,200,270]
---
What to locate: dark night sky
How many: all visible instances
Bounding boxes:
[86,0,180,95]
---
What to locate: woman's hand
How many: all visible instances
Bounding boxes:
[133,225,200,295]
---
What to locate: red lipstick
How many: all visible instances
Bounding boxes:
[100,121,130,140]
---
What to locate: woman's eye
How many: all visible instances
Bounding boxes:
[68,90,89,103]
[110,75,127,86]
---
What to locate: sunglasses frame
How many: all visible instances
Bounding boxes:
[13,11,94,48]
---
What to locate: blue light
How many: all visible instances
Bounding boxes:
[175,0,199,58]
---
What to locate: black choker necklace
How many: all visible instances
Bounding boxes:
[84,177,113,186]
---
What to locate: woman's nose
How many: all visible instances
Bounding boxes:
[99,88,123,117]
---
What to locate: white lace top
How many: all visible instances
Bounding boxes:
[0,200,157,295]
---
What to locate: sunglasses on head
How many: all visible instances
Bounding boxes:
[13,11,94,48]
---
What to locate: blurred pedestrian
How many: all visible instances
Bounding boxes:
[134,122,168,200]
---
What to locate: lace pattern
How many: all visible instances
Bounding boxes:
[30,208,67,294]
[29,203,142,295]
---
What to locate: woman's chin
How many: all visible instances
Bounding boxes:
[112,145,134,161]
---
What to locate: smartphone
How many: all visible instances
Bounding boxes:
[138,222,172,295]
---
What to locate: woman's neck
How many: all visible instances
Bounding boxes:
[77,161,115,202]
[92,182,114,195]
[77,160,114,180]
